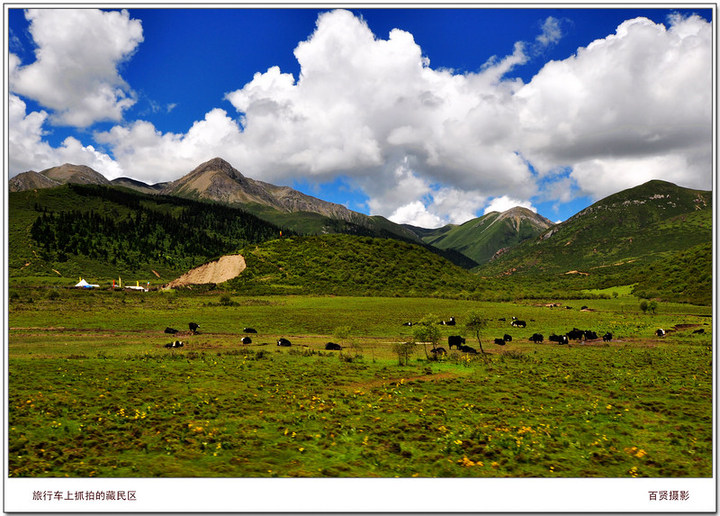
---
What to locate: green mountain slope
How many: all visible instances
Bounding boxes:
[415,207,554,265]
[632,242,712,305]
[227,234,486,297]
[242,203,478,269]
[478,180,712,301]
[9,184,286,281]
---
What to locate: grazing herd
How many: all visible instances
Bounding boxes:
[162,321,294,350]
[160,311,690,354]
[161,320,352,352]
[409,314,684,356]
[428,315,622,355]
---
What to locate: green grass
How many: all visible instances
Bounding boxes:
[8,290,713,478]
[582,285,636,297]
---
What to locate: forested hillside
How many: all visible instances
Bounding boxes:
[10,184,286,279]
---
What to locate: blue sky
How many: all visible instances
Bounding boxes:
[8,7,713,227]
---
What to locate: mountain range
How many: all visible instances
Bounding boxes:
[8,157,713,303]
[10,158,546,267]
[10,158,426,245]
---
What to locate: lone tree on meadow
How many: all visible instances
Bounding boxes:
[465,312,488,354]
[412,316,442,359]
[334,325,363,356]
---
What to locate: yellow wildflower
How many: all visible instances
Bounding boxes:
[458,456,476,467]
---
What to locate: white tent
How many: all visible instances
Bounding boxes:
[75,278,100,288]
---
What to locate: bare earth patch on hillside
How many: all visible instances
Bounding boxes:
[167,254,246,287]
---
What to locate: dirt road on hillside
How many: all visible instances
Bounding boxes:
[167,254,246,287]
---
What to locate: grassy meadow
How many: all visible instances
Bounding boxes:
[8,287,713,478]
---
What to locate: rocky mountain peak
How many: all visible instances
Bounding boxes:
[191,157,245,180]
[40,163,111,185]
[9,170,61,192]
[496,206,554,230]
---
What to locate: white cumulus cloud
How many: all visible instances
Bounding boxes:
[388,201,446,228]
[536,16,562,47]
[9,94,123,178]
[220,9,539,224]
[483,196,538,215]
[10,8,143,128]
[517,13,712,199]
[94,108,246,184]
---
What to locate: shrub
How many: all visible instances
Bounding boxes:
[392,341,417,366]
[219,295,235,306]
[500,350,531,362]
[648,300,658,314]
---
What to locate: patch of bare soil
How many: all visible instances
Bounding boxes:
[344,371,461,392]
[167,254,246,287]
[672,323,701,331]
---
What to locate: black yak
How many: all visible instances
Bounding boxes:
[566,328,584,340]
[448,335,466,350]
